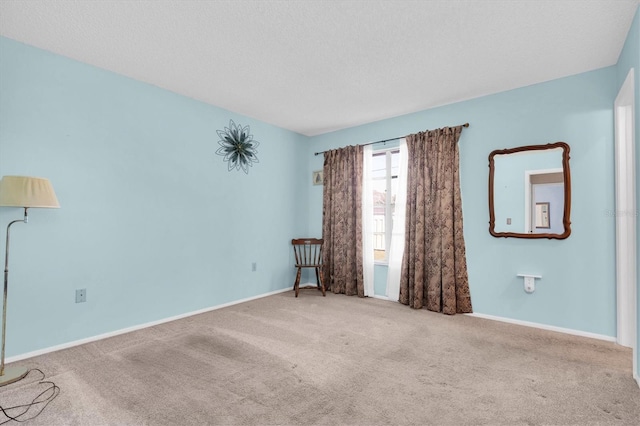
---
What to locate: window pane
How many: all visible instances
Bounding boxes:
[391,151,400,177]
[374,210,385,261]
[372,153,386,179]
[372,180,386,207]
[390,176,399,212]
[372,149,400,262]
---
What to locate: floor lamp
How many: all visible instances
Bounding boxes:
[0,176,59,386]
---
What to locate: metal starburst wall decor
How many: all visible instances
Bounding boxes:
[215,120,260,174]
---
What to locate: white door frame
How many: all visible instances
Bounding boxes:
[614,68,637,382]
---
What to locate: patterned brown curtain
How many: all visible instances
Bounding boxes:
[399,126,472,314]
[322,145,365,296]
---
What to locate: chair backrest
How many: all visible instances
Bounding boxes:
[291,238,323,267]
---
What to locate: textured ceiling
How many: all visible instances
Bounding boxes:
[0,0,638,136]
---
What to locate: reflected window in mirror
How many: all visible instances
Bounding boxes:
[489,142,571,239]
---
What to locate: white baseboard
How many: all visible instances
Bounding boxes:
[6,287,292,364]
[466,312,616,343]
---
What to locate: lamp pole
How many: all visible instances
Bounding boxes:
[0,208,28,385]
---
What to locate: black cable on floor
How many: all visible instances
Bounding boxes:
[0,368,60,424]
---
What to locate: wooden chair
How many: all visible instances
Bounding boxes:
[291,238,326,297]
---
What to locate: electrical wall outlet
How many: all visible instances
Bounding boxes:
[75,288,86,303]
[252,262,257,272]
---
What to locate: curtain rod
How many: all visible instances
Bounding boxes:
[313,122,469,156]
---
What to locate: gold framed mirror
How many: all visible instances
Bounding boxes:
[488,142,571,239]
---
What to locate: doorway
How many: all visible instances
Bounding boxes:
[524,169,563,234]
[614,68,637,381]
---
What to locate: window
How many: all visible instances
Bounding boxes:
[371,148,399,262]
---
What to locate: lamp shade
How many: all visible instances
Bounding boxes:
[0,176,60,208]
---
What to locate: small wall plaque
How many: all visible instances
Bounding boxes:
[312,170,323,186]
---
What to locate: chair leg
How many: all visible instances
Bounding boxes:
[294,267,301,298]
[315,267,321,289]
[317,268,326,297]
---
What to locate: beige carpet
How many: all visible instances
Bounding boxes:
[1,291,639,425]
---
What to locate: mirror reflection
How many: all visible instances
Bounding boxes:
[489,142,571,239]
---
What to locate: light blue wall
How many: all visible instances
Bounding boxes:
[616,6,640,382]
[307,67,618,337]
[0,37,308,357]
[373,264,388,296]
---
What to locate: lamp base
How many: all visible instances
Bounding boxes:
[0,366,28,386]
